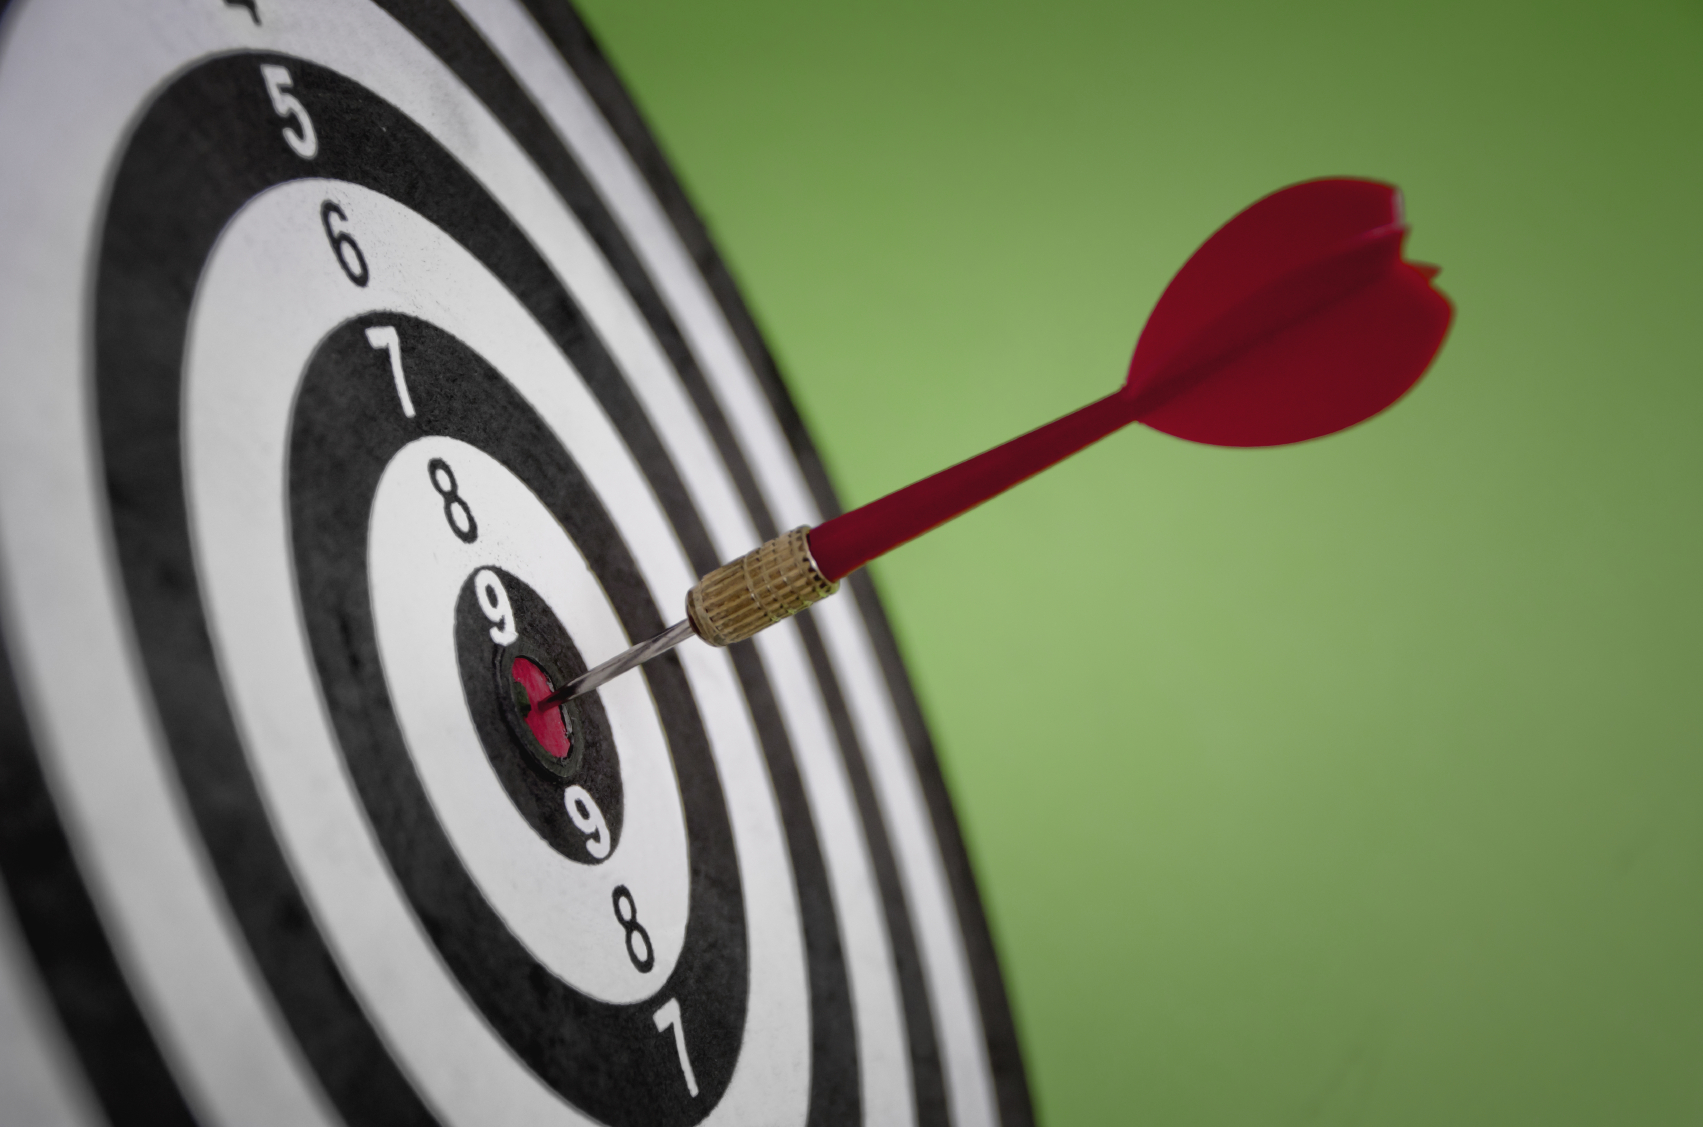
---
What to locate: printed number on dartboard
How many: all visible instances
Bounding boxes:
[259,62,315,158]
[611,885,654,972]
[262,65,375,293]
[426,458,478,543]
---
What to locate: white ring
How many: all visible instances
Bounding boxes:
[186,178,808,1124]
[0,0,1000,1122]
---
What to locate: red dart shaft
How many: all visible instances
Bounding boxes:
[809,218,1426,583]
[552,178,1452,704]
[808,389,1140,582]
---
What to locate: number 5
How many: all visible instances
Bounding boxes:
[653,998,699,1097]
[260,64,317,159]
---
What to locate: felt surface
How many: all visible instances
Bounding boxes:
[574,2,1703,1123]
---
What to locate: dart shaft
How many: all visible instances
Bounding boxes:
[544,618,696,705]
[805,230,1410,582]
[553,399,1144,699]
[808,389,1140,581]
[549,182,1454,700]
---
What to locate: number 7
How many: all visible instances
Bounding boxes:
[365,326,416,418]
[653,998,699,1098]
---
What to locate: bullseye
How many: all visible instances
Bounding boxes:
[509,656,572,763]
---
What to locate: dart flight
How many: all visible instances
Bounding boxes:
[547,177,1454,705]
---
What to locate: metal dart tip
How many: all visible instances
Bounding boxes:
[536,524,840,708]
[538,618,697,707]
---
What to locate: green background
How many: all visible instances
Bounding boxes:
[573,2,1702,1123]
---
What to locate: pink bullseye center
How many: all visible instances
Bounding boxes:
[510,657,572,760]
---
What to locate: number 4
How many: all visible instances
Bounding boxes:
[365,326,416,418]
[653,998,699,1098]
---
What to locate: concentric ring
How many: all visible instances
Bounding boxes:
[0,2,1029,1125]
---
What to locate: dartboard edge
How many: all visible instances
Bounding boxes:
[0,2,1032,1126]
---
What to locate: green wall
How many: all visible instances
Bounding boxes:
[573,2,1703,1122]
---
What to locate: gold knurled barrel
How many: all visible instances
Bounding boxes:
[686,526,839,647]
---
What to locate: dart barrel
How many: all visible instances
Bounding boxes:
[686,526,839,646]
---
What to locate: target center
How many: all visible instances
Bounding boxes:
[344,345,694,1001]
[461,568,624,863]
[509,656,571,761]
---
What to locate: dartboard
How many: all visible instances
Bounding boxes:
[0,2,1030,1124]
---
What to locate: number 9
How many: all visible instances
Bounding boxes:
[473,569,518,646]
[564,785,610,859]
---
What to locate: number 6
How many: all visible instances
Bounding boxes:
[320,202,370,287]
[259,64,317,159]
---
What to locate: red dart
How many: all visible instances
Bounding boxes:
[549,178,1453,703]
[808,177,1453,582]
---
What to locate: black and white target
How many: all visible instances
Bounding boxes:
[0,2,1031,1124]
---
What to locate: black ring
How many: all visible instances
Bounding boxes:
[89,52,782,1127]
[290,313,740,1122]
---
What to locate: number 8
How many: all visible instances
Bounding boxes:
[426,458,477,543]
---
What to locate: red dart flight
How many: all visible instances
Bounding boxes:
[552,177,1454,703]
[808,177,1454,582]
